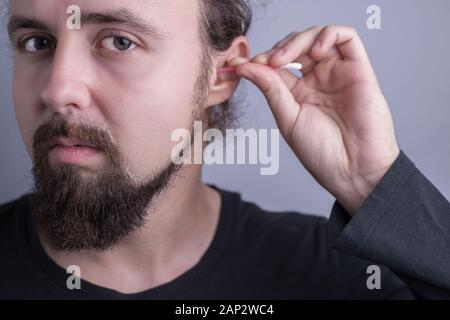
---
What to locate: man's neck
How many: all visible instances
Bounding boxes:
[40,165,222,294]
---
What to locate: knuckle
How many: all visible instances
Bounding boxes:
[286,31,298,38]
[287,31,301,43]
[273,41,284,49]
[321,25,357,38]
[273,32,298,49]
[309,25,323,32]
[331,24,357,34]
[322,25,335,34]
[344,25,357,34]
[317,25,333,40]
[290,32,302,42]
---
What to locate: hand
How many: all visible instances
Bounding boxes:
[230,25,400,215]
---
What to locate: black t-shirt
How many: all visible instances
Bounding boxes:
[0,151,449,299]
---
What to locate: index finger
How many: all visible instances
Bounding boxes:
[270,25,369,67]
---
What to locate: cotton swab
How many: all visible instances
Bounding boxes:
[218,62,303,74]
[280,63,303,71]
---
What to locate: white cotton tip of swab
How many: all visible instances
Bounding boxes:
[280,63,303,70]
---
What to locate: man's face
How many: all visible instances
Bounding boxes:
[8,0,210,250]
[11,0,204,177]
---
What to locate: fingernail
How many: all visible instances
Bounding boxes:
[252,54,269,65]
[229,57,249,67]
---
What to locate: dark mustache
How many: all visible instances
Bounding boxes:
[31,119,120,164]
[33,120,108,149]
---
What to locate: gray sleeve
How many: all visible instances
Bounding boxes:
[328,150,450,299]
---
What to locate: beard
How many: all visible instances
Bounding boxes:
[29,118,181,252]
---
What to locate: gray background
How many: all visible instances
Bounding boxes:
[1,0,449,217]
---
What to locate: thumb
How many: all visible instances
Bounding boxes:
[235,62,302,139]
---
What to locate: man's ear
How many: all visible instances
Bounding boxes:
[203,36,250,109]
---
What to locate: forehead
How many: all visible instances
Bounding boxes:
[9,0,200,34]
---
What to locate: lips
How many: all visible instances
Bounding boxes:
[50,137,97,149]
[47,136,103,165]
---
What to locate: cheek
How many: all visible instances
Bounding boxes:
[12,62,44,156]
[93,57,199,175]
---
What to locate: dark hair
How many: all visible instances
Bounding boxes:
[197,0,253,132]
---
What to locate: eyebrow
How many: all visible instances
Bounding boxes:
[8,8,168,41]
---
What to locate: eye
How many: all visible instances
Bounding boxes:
[100,36,137,52]
[20,36,56,52]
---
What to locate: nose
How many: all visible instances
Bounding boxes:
[39,39,92,117]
